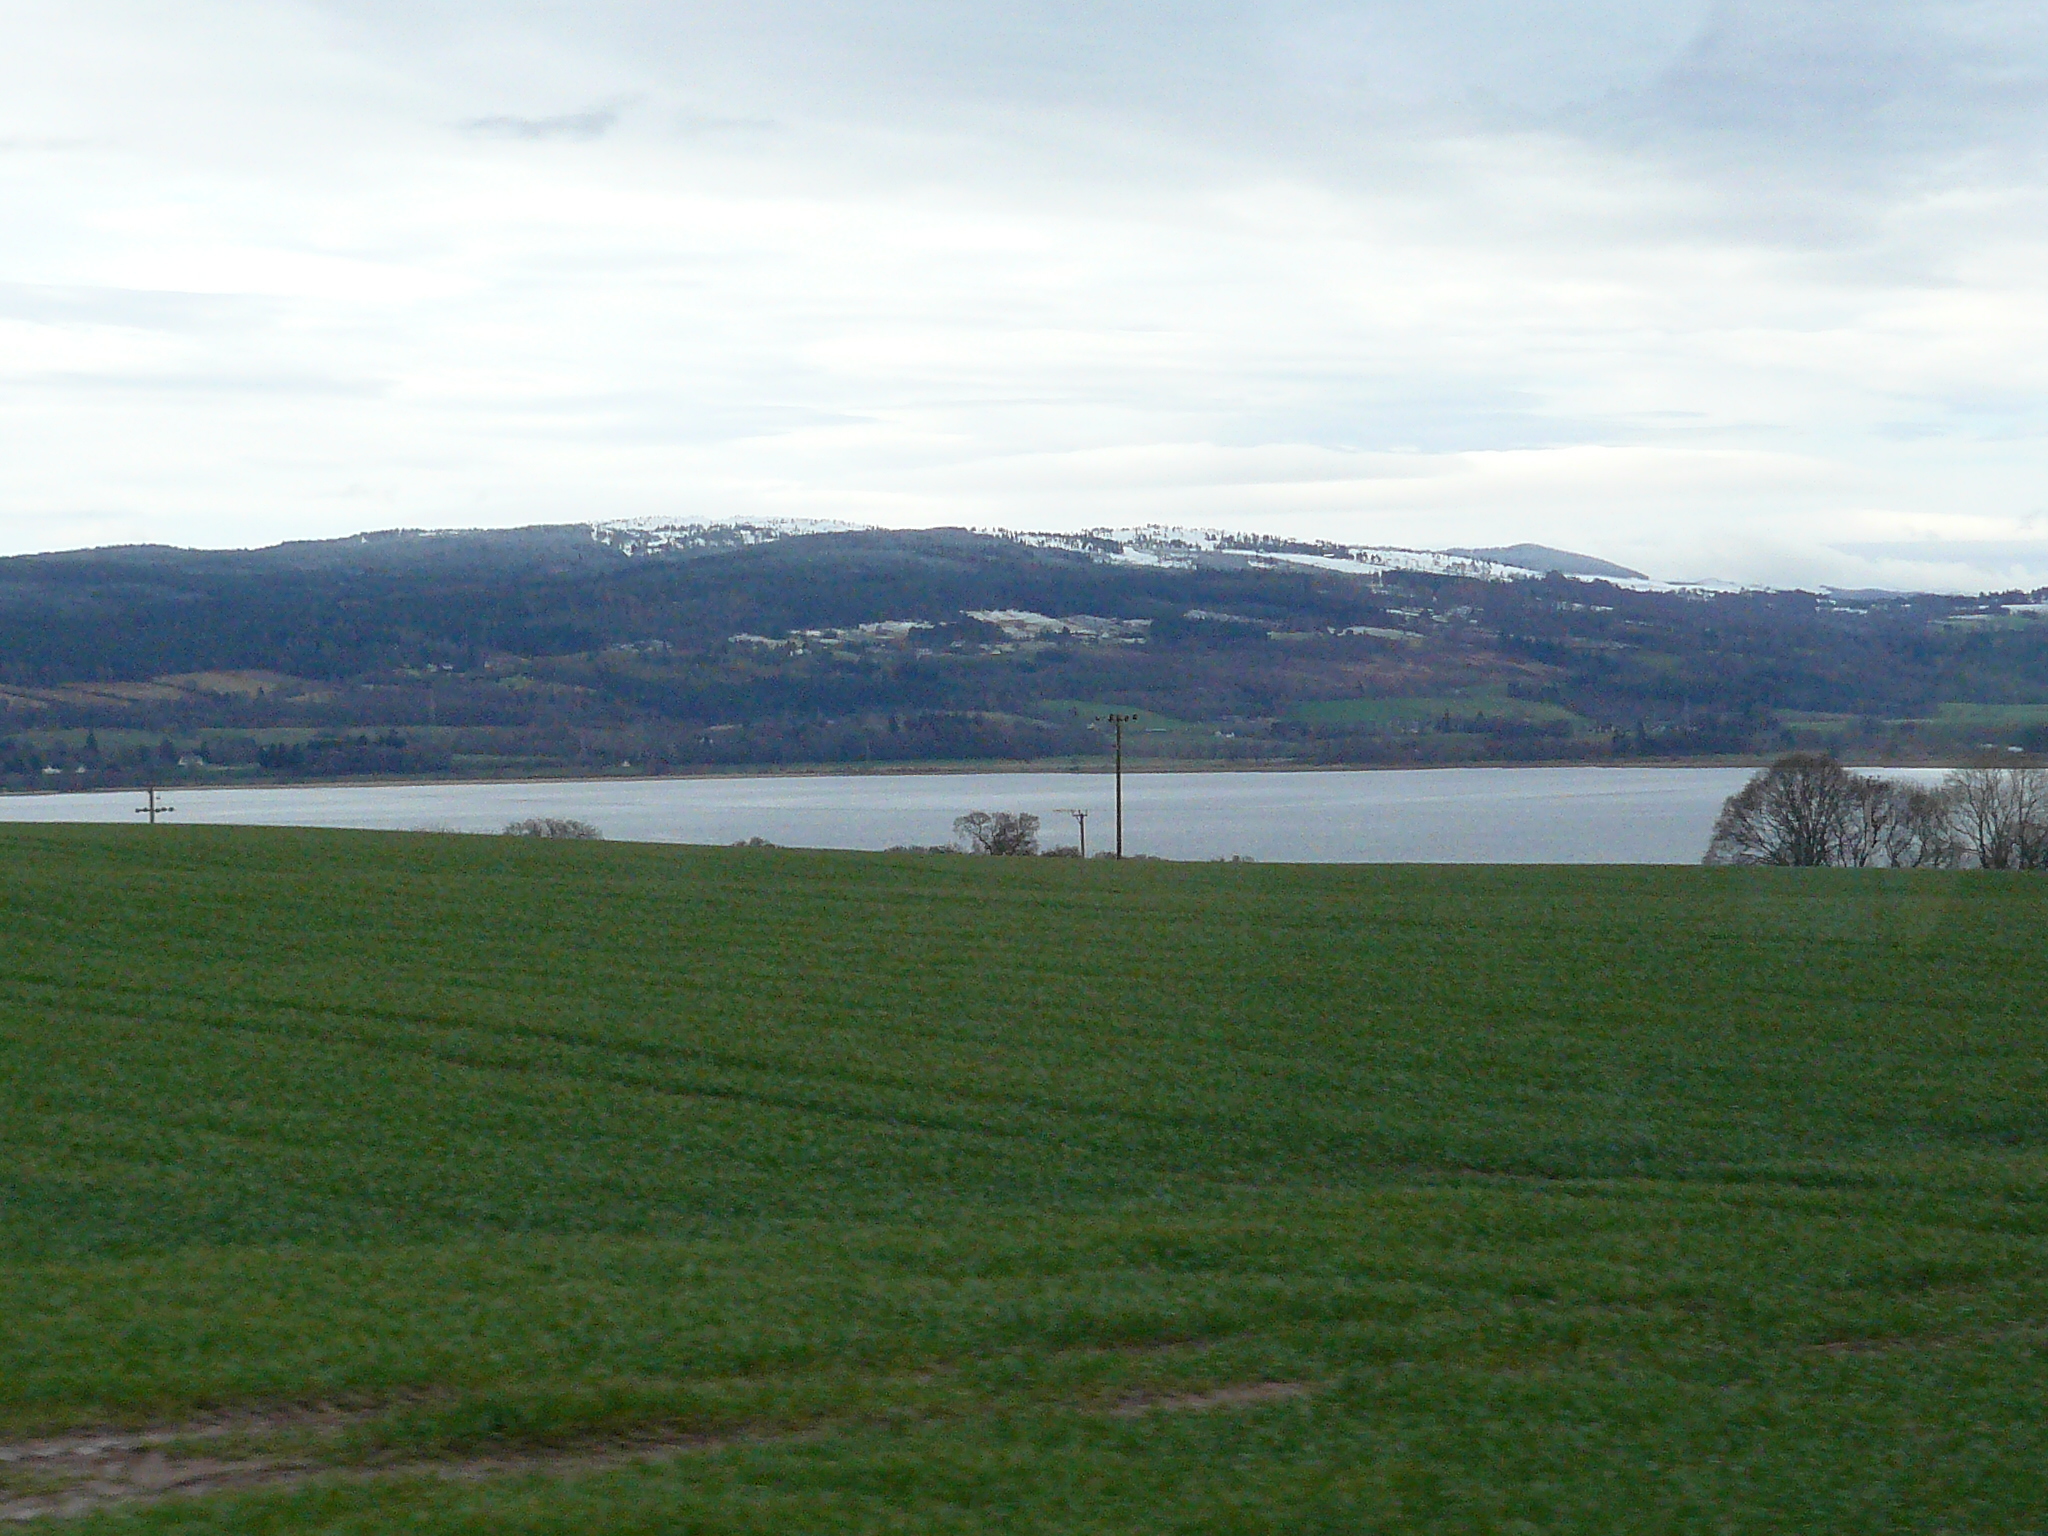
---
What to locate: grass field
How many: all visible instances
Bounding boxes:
[3,827,2048,1531]
[1290,690,1585,728]
[1025,700,1202,733]
[1913,702,2048,730]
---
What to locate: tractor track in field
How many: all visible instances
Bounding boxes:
[0,1383,1312,1523]
[0,1413,783,1525]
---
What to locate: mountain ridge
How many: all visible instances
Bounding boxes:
[3,520,2045,786]
[9,519,1657,589]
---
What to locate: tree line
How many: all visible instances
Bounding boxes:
[1705,755,2048,868]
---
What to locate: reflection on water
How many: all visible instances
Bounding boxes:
[0,765,1862,863]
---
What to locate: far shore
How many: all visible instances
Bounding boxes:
[0,753,2026,801]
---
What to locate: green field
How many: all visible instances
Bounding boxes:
[4,828,2048,1531]
[1906,702,2048,730]
[1291,690,1584,728]
[1024,700,1202,734]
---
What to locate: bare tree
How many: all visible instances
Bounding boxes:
[953,810,1040,856]
[1704,754,1857,866]
[1709,756,1996,869]
[1888,783,1964,869]
[1837,777,1960,869]
[503,816,604,839]
[1944,767,2048,869]
[1834,774,1895,868]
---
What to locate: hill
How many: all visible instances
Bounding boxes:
[3,521,2048,787]
[1444,542,1648,579]
[3,827,2046,1528]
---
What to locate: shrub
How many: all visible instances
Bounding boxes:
[953,811,1040,856]
[503,817,604,840]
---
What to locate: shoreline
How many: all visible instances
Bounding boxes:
[0,753,2011,802]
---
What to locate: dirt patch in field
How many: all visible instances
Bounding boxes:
[0,1419,743,1524]
[1803,1320,2048,1358]
[1807,1336,1924,1355]
[0,1383,1315,1522]
[1103,1381,1311,1417]
[1,1408,369,1523]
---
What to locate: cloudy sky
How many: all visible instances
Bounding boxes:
[4,2,2047,588]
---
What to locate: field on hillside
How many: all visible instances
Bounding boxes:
[1291,690,1586,728]
[3,829,2048,1531]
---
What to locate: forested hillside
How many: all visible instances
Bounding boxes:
[3,524,2047,787]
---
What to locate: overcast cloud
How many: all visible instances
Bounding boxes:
[3,1,2047,587]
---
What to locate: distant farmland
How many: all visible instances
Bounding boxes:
[3,829,2047,1531]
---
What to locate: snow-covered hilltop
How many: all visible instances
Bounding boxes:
[992,525,1546,582]
[588,516,869,558]
[585,517,1660,587]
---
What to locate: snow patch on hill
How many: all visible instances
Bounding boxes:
[589,516,869,557]
[991,525,1544,582]
[581,517,1709,590]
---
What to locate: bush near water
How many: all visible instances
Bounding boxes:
[502,815,604,840]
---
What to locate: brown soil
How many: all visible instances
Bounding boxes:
[1103,1381,1311,1417]
[0,1383,1314,1523]
[0,1418,743,1525]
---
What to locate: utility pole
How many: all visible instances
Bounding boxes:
[1056,807,1089,860]
[1097,713,1138,859]
[135,786,175,825]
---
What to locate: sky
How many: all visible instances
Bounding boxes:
[3,2,2047,590]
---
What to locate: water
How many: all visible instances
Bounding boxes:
[0,765,1877,863]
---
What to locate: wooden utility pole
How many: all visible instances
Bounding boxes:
[1056,807,1088,860]
[1097,714,1138,858]
[135,786,175,825]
